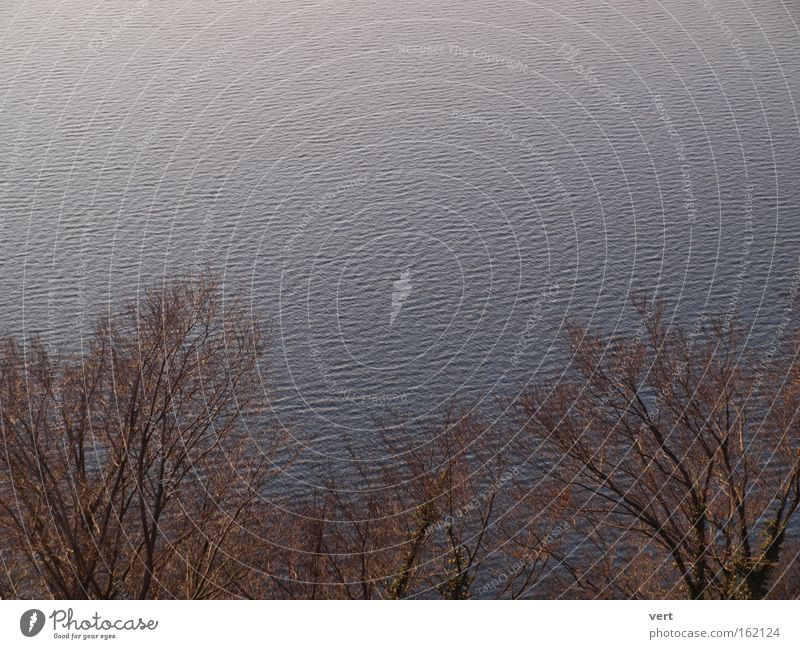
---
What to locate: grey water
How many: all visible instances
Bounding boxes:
[2,0,799,487]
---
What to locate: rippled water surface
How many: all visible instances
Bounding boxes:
[2,0,799,477]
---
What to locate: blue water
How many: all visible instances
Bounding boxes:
[2,0,799,482]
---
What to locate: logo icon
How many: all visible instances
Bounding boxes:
[20,609,45,637]
[390,267,412,327]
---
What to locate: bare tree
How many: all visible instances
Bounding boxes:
[517,299,800,599]
[0,277,287,599]
[3,282,799,600]
[278,404,522,599]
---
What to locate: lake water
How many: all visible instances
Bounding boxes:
[2,0,799,484]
